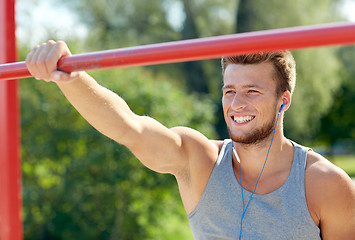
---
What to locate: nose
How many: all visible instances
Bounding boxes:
[231,93,247,111]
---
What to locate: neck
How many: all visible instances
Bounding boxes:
[233,129,287,178]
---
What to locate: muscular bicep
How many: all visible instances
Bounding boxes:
[306,152,355,239]
[121,115,216,176]
[315,164,355,239]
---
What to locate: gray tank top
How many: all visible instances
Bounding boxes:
[188,139,321,239]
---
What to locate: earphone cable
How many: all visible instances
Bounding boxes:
[234,112,281,240]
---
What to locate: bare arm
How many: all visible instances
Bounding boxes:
[320,170,355,239]
[26,40,219,176]
[306,152,355,239]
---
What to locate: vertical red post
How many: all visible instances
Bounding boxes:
[0,0,23,239]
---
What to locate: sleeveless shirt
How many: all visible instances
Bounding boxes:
[187,139,321,240]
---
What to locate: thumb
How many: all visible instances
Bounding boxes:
[50,70,81,83]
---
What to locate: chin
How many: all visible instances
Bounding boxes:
[228,123,275,145]
[231,134,269,145]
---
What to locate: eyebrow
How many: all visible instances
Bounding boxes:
[222,84,234,90]
[222,84,264,91]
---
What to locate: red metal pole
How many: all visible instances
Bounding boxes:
[0,0,22,240]
[1,22,355,81]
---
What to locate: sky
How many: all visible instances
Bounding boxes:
[15,0,88,46]
[343,0,355,21]
[15,0,355,47]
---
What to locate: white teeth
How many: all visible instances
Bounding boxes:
[233,116,253,123]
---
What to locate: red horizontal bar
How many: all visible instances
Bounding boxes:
[1,22,355,81]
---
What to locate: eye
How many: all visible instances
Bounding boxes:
[248,89,259,94]
[224,89,235,95]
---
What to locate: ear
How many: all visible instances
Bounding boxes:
[279,101,285,113]
[279,91,291,113]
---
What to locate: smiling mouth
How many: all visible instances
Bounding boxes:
[232,115,255,124]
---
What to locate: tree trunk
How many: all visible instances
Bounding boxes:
[181,0,209,93]
[236,0,255,33]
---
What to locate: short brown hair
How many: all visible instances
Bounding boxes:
[221,51,296,96]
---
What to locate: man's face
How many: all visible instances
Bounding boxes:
[222,62,280,145]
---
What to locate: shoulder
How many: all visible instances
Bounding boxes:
[170,126,223,175]
[305,151,355,237]
[305,151,354,202]
[170,126,223,152]
[170,126,222,153]
[305,151,353,191]
[305,151,346,180]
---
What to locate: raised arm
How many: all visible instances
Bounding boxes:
[25,40,219,177]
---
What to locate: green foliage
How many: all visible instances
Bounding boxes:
[21,66,214,239]
[237,0,344,31]
[18,0,354,239]
[317,46,355,147]
[329,155,355,178]
[285,48,342,142]
[235,0,346,142]
[64,0,179,49]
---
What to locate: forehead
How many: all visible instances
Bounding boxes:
[223,62,276,88]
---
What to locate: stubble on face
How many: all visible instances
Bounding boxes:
[228,112,276,145]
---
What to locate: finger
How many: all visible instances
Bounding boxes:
[35,41,57,79]
[40,40,62,79]
[41,40,73,82]
[49,70,69,82]
[55,40,72,58]
[26,40,73,82]
[46,40,72,73]
[25,45,41,80]
[49,70,81,83]
[25,45,38,63]
[28,42,49,80]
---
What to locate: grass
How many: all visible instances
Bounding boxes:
[327,155,355,178]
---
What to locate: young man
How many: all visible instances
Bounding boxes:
[26,40,355,239]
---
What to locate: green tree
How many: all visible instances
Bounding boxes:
[66,0,178,49]
[317,45,355,152]
[180,0,209,93]
[18,0,352,239]
[21,61,215,239]
[235,0,345,142]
